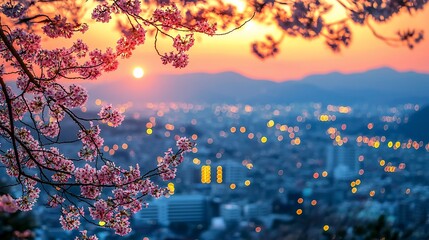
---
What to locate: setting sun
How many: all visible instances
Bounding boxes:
[133,67,145,79]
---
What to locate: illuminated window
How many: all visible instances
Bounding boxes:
[216,166,223,184]
[201,165,211,184]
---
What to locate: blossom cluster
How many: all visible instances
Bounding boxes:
[42,15,88,38]
[77,123,104,161]
[0,1,200,238]
[250,0,428,57]
[92,1,217,67]
[98,104,125,127]
[158,137,194,180]
[60,205,85,231]
[0,194,19,213]
[152,4,217,68]
[75,230,98,240]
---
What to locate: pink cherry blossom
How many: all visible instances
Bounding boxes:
[75,230,98,240]
[176,137,194,152]
[48,195,65,208]
[0,1,210,237]
[98,104,125,127]
[92,4,112,23]
[0,194,19,213]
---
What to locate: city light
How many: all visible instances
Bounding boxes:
[168,182,175,195]
[244,180,251,186]
[201,165,211,184]
[217,166,223,184]
[323,225,329,231]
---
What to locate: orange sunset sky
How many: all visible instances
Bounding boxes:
[49,2,429,82]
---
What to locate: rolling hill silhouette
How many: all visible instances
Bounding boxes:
[85,67,429,105]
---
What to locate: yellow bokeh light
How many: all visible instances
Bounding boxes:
[355,179,361,185]
[201,165,211,184]
[244,180,251,186]
[374,141,380,148]
[294,137,301,145]
[352,187,357,194]
[261,136,267,143]
[296,209,303,215]
[217,166,223,183]
[230,183,236,190]
[323,225,329,231]
[267,120,275,128]
[379,160,385,166]
[193,158,201,165]
[99,221,106,227]
[240,126,246,133]
[146,128,153,135]
[167,182,175,194]
[230,127,237,133]
[395,141,401,148]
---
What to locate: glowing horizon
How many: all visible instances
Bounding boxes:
[40,3,429,82]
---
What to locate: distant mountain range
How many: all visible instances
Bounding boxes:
[85,67,429,105]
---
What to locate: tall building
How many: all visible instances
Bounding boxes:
[223,160,247,186]
[244,202,271,219]
[136,195,208,226]
[220,203,241,223]
[200,160,247,186]
[326,145,359,180]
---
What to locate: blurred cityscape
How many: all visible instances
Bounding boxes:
[8,101,429,239]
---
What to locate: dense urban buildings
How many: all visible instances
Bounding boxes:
[4,102,429,239]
